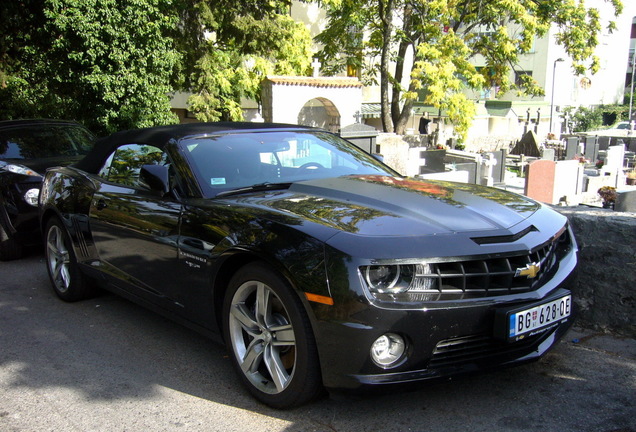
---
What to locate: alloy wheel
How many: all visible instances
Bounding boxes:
[46,224,71,293]
[228,280,297,394]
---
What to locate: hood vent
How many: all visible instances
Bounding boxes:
[471,225,537,245]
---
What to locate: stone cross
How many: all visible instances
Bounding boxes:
[353,110,362,123]
[311,58,321,77]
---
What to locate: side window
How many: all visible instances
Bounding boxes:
[98,144,168,187]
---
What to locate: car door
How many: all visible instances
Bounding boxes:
[88,143,184,309]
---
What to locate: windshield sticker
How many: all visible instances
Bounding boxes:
[211,177,227,185]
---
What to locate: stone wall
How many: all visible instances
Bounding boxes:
[557,207,636,337]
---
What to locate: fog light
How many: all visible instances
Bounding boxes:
[24,188,40,207]
[370,333,406,368]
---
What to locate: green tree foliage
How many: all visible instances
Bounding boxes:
[0,0,180,135]
[1,0,313,130]
[563,104,629,132]
[315,0,623,140]
[179,0,313,122]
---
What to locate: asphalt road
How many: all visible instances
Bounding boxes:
[1,252,635,432]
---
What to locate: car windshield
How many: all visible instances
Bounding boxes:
[0,125,94,160]
[180,130,397,197]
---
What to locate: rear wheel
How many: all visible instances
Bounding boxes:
[44,217,97,301]
[223,262,322,408]
[0,220,23,261]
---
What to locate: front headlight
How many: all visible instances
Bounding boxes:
[363,265,413,293]
[2,163,41,177]
[361,263,438,296]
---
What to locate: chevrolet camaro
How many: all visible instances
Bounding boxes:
[39,122,577,408]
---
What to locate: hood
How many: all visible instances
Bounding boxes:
[228,175,541,238]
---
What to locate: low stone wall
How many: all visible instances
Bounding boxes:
[557,207,636,337]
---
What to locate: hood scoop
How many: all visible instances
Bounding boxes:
[471,225,538,245]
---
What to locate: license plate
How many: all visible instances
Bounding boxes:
[507,295,571,341]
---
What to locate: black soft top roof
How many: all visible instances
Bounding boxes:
[74,122,315,174]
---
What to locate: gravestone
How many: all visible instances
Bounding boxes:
[525,160,557,204]
[419,149,446,174]
[525,159,583,205]
[565,137,579,160]
[604,145,625,174]
[615,189,636,212]
[492,149,507,184]
[340,123,378,154]
[542,148,556,161]
[584,136,599,164]
[598,136,610,151]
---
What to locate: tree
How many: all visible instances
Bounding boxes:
[315,0,623,140]
[1,0,313,130]
[0,0,181,135]
[177,0,313,122]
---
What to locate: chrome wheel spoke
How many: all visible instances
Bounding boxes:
[264,344,290,392]
[230,303,260,337]
[241,338,264,374]
[254,282,271,327]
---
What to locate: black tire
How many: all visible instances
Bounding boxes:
[44,217,97,302]
[222,262,323,408]
[0,220,23,261]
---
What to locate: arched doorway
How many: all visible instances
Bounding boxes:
[297,97,340,133]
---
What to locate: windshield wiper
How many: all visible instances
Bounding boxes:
[215,182,293,198]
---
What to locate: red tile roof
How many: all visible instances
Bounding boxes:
[265,76,363,88]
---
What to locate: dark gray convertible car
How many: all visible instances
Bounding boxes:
[39,122,578,408]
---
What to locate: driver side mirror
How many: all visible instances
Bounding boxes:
[140,164,170,196]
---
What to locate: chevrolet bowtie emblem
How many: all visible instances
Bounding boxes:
[515,262,541,279]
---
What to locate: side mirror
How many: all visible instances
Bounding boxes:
[140,164,170,196]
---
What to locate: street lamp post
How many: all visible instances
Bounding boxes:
[549,58,564,135]
[629,48,636,129]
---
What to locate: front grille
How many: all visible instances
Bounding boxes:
[428,332,548,369]
[409,225,573,300]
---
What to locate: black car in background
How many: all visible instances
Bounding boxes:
[39,123,578,408]
[0,119,95,260]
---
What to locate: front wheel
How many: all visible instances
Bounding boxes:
[222,262,322,408]
[44,217,97,302]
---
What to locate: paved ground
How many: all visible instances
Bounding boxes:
[1,253,635,432]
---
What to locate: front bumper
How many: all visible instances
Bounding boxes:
[313,224,578,391]
[314,287,574,391]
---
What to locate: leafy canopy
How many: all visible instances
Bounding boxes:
[316,0,623,140]
[0,0,313,132]
[1,0,180,135]
[182,0,313,122]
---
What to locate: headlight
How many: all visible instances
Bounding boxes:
[370,333,406,368]
[24,188,40,207]
[2,163,41,177]
[363,265,412,293]
[361,263,437,295]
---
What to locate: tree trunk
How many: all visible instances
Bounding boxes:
[391,39,409,129]
[379,0,394,133]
